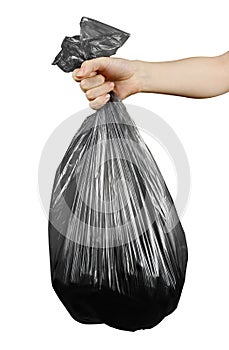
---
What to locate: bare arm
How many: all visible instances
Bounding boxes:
[72,51,229,109]
[137,51,229,98]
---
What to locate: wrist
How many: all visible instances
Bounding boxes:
[132,60,143,93]
[132,59,152,93]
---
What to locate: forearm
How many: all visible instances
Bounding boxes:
[135,52,229,98]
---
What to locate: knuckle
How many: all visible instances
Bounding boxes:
[98,56,110,66]
[80,79,87,89]
[81,60,88,68]
[89,101,98,110]
[85,90,93,100]
[106,82,114,92]
[98,74,105,84]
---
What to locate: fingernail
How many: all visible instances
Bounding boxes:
[105,94,110,100]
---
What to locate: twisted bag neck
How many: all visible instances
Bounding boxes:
[52,17,130,73]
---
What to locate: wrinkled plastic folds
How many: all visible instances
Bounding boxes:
[52,17,130,72]
[49,17,188,331]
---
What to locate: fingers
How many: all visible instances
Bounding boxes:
[71,58,112,110]
[72,69,96,82]
[75,57,110,78]
[85,81,114,101]
[89,94,111,110]
[79,74,105,92]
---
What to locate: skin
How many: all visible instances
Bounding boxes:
[72,51,229,110]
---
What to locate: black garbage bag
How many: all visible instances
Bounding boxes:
[49,17,188,332]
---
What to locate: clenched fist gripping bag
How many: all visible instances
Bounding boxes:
[49,17,188,331]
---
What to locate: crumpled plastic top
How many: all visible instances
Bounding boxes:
[52,17,130,72]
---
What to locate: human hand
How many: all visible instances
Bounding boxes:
[72,57,141,110]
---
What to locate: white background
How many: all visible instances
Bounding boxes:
[1,0,228,349]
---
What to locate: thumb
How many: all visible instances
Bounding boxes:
[76,57,110,78]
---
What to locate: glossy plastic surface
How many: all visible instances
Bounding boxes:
[52,17,130,72]
[49,17,188,331]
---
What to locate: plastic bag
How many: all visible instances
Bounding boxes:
[49,17,188,332]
